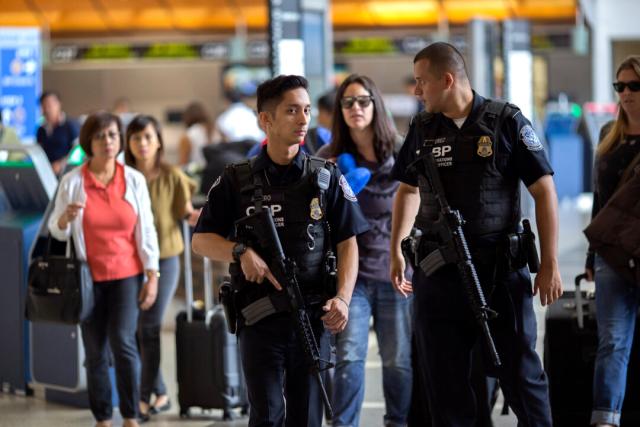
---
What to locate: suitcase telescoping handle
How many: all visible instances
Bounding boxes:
[203,256,214,310]
[181,220,216,323]
[182,220,195,323]
[574,273,588,329]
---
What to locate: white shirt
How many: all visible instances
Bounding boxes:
[185,123,211,167]
[453,116,467,129]
[48,164,160,271]
[216,102,265,143]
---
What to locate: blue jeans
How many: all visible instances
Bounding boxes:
[81,274,142,421]
[138,255,180,403]
[333,279,413,427]
[592,255,640,426]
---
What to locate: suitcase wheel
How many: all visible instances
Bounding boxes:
[179,407,190,418]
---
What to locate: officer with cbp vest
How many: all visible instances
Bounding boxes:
[390,42,563,426]
[192,75,369,427]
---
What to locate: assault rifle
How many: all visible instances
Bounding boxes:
[234,208,335,417]
[408,152,502,368]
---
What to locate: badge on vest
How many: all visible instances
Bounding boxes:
[476,136,493,157]
[310,197,323,220]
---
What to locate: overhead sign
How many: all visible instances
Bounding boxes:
[0,27,41,143]
[49,33,476,65]
[51,41,237,63]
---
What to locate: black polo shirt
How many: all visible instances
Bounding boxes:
[195,146,370,245]
[392,91,553,188]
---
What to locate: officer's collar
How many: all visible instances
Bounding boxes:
[439,90,484,130]
[466,91,487,124]
[252,144,306,174]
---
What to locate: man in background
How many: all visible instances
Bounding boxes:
[36,91,79,175]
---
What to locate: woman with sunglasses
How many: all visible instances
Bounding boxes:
[48,112,160,427]
[584,56,640,427]
[124,115,198,420]
[317,74,412,427]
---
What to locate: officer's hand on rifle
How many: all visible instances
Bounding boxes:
[390,253,413,297]
[239,248,283,291]
[533,260,563,306]
[321,297,349,334]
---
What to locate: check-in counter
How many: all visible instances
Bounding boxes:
[0,144,56,394]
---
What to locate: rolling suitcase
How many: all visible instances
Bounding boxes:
[175,221,247,419]
[544,274,640,426]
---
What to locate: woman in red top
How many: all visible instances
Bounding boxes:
[49,112,160,427]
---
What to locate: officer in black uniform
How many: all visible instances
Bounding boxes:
[390,42,563,426]
[192,75,369,427]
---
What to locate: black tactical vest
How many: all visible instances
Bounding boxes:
[413,100,521,238]
[229,155,333,291]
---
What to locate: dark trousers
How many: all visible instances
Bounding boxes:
[138,255,180,403]
[81,275,142,421]
[413,265,552,427]
[239,311,330,427]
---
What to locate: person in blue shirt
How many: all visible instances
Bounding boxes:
[36,91,79,174]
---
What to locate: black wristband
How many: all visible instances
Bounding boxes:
[232,242,247,262]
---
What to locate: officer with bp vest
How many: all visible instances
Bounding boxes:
[192,75,369,427]
[390,42,563,426]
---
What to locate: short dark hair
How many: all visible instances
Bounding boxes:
[317,90,336,113]
[413,42,468,80]
[124,114,165,170]
[256,75,308,114]
[330,74,397,163]
[79,112,124,157]
[39,91,60,104]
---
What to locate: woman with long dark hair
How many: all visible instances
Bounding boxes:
[318,74,412,427]
[125,115,197,420]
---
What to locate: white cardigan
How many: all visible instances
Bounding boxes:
[48,164,160,272]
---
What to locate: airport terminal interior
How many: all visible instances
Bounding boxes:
[1,0,640,426]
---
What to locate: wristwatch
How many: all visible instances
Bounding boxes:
[232,242,248,262]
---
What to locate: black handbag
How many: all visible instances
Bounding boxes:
[26,235,95,324]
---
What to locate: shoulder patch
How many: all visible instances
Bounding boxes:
[339,174,358,202]
[519,125,543,151]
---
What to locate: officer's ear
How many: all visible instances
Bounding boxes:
[443,72,455,90]
[258,111,273,132]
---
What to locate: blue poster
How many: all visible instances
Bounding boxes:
[0,27,41,143]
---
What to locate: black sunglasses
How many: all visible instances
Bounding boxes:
[613,81,640,93]
[340,95,374,109]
